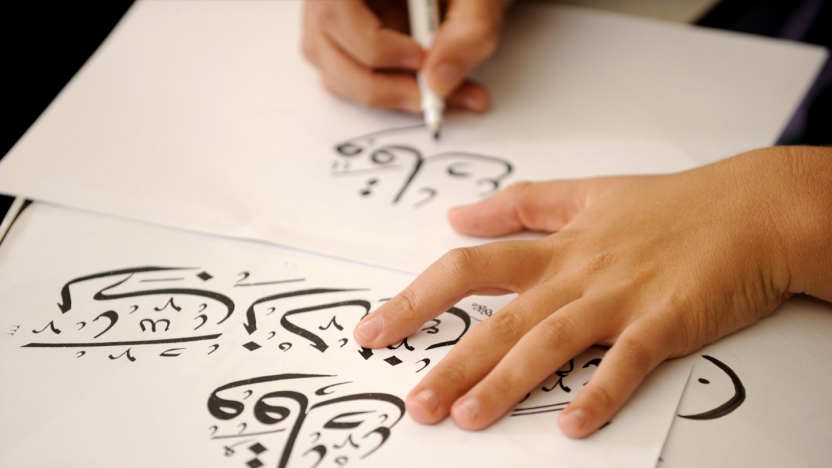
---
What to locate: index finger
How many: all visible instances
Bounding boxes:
[354,240,553,348]
[317,0,424,69]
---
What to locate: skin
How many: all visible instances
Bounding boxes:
[300,0,832,439]
[353,146,832,437]
[301,0,511,113]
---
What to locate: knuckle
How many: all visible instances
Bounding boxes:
[615,339,655,373]
[474,23,500,51]
[487,370,518,397]
[578,250,616,276]
[484,309,525,343]
[585,384,617,414]
[359,41,387,67]
[536,316,575,346]
[435,361,470,390]
[352,74,389,108]
[395,289,421,319]
[440,247,480,277]
[504,181,532,198]
[459,19,501,55]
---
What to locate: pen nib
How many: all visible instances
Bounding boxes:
[430,123,441,141]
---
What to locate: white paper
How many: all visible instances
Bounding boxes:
[659,296,832,468]
[0,202,692,468]
[0,1,824,274]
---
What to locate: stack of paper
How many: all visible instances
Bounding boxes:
[0,1,827,467]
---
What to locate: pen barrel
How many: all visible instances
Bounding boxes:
[408,0,439,49]
[418,74,445,124]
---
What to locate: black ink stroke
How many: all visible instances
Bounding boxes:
[243,288,367,335]
[139,318,170,332]
[387,339,414,351]
[194,315,208,330]
[332,127,513,208]
[315,382,352,396]
[109,348,136,362]
[281,300,371,352]
[57,267,195,313]
[542,359,573,393]
[154,298,182,312]
[420,319,440,334]
[511,402,569,417]
[678,355,746,420]
[32,321,61,335]
[235,278,306,288]
[424,307,471,350]
[207,373,405,468]
[94,273,235,324]
[23,333,221,348]
[415,359,430,373]
[91,311,119,338]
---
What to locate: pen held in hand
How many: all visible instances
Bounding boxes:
[408,0,445,140]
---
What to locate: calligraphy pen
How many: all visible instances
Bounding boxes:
[408,0,444,140]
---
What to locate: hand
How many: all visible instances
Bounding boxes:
[302,0,510,113]
[353,146,832,437]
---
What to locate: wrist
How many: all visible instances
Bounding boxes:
[766,146,832,302]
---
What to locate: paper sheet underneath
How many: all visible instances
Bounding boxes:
[0,1,824,274]
[659,296,832,468]
[0,203,691,468]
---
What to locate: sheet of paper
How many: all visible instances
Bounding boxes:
[0,202,692,468]
[658,296,832,468]
[0,1,824,274]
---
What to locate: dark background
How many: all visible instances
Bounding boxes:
[1,1,830,219]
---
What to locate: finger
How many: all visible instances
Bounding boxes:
[558,314,673,438]
[306,0,420,67]
[407,283,583,425]
[315,31,421,113]
[445,79,491,112]
[447,179,613,237]
[319,0,424,69]
[354,240,553,348]
[424,0,508,97]
[449,296,616,430]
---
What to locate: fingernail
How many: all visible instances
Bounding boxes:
[411,389,439,414]
[560,408,587,434]
[433,62,463,93]
[357,316,382,341]
[453,398,481,424]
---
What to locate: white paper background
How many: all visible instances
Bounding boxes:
[0,1,824,274]
[0,203,692,468]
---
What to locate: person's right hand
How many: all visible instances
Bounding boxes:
[302,0,510,113]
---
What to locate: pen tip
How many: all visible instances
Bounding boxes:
[430,123,441,141]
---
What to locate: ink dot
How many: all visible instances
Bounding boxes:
[249,442,267,455]
[384,356,403,366]
[698,378,710,384]
[242,341,262,351]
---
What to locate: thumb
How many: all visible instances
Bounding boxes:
[423,0,509,98]
[448,179,613,237]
